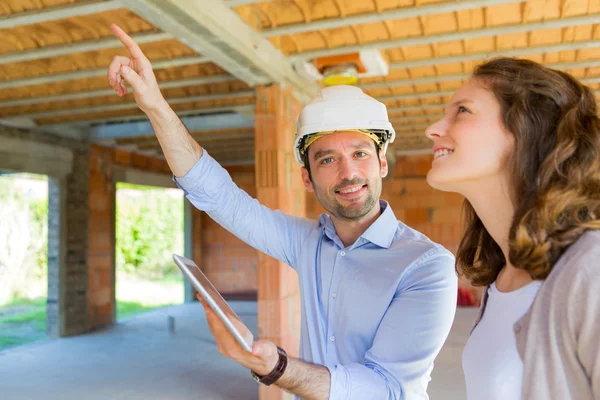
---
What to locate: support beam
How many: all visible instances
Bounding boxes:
[12,90,255,119]
[379,90,455,102]
[289,14,600,61]
[0,0,123,29]
[388,104,445,113]
[394,123,430,132]
[226,0,268,6]
[395,148,432,156]
[219,158,255,166]
[91,113,255,141]
[47,105,256,127]
[262,0,523,37]
[116,126,254,144]
[125,0,318,101]
[389,39,600,70]
[0,31,172,65]
[196,142,255,155]
[136,132,255,150]
[362,63,600,90]
[142,140,255,155]
[0,74,236,107]
[254,84,303,400]
[0,55,208,91]
[391,114,443,123]
[379,89,600,103]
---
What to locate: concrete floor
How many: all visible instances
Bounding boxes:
[0,302,477,400]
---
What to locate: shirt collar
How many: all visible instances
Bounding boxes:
[318,200,398,249]
[360,200,398,249]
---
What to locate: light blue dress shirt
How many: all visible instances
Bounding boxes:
[174,151,458,400]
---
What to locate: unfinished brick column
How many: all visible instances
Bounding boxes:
[48,146,91,337]
[255,84,305,400]
[88,145,116,330]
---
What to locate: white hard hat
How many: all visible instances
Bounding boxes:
[294,85,395,165]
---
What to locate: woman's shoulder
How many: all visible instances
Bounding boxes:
[546,230,600,295]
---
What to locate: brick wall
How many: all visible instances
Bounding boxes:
[0,125,91,336]
[382,154,465,255]
[88,145,174,328]
[61,146,92,336]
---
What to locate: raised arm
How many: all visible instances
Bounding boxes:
[107,24,201,177]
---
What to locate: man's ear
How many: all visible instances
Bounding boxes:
[380,150,389,178]
[301,167,314,192]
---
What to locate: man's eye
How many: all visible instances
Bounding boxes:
[355,151,367,158]
[321,158,334,164]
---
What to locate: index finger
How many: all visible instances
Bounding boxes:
[110,24,147,60]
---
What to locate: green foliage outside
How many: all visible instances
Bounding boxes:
[116,182,184,279]
[0,174,48,304]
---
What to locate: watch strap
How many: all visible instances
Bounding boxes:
[251,346,288,386]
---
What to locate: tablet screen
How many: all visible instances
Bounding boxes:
[174,255,253,351]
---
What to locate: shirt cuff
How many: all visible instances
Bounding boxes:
[171,149,221,196]
[328,364,350,400]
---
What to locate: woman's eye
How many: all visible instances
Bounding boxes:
[458,106,468,114]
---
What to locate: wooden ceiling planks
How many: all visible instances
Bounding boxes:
[0,39,198,81]
[1,0,600,157]
[0,0,84,16]
[0,9,155,55]
[0,61,234,101]
[33,95,256,125]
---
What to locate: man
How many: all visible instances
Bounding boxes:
[108,24,457,400]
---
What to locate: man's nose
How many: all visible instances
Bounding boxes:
[338,156,357,181]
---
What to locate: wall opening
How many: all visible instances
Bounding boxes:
[115,182,184,320]
[0,172,49,350]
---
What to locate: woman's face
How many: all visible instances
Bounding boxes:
[424,78,515,195]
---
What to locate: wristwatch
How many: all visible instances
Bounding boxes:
[251,346,288,386]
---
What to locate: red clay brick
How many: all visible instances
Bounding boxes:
[131,153,149,169]
[113,148,132,166]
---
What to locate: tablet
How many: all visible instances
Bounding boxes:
[172,254,254,353]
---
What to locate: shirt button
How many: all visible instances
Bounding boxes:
[340,251,346,257]
[331,293,337,298]
[329,335,335,342]
[514,324,521,334]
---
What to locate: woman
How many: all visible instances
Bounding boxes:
[424,57,600,399]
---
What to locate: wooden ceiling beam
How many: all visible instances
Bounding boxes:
[0,0,123,29]
[126,0,318,102]
[0,31,172,65]
[289,14,600,61]
[262,0,524,38]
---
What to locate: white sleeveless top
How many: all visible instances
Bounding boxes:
[462,280,542,400]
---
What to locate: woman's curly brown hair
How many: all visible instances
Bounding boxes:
[457,57,600,286]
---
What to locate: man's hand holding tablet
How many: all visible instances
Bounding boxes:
[173,255,285,382]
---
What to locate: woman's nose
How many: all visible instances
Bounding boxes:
[425,119,446,140]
